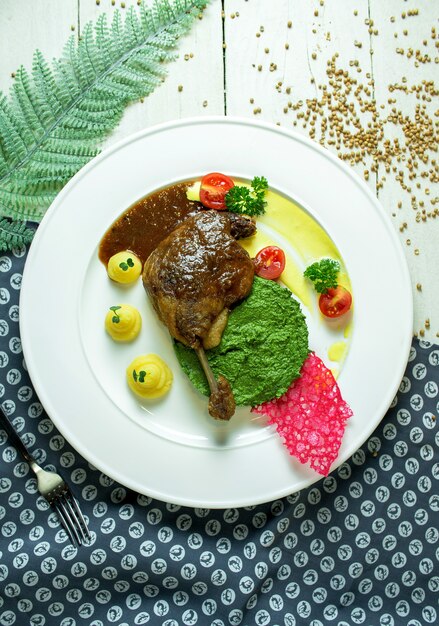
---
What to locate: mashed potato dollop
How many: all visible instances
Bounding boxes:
[105,304,141,342]
[107,251,142,283]
[127,354,173,399]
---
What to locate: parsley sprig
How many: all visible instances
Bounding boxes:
[304,258,340,294]
[110,305,121,324]
[225,176,268,216]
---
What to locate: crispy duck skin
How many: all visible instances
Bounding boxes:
[142,211,256,420]
[142,211,255,349]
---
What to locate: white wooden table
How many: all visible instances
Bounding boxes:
[1,0,437,341]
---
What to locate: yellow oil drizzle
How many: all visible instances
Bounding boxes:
[343,319,353,339]
[239,188,352,299]
[259,191,342,263]
[328,341,347,363]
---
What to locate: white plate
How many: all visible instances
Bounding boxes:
[20,117,413,508]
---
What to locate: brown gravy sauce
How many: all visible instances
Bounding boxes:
[98,181,203,265]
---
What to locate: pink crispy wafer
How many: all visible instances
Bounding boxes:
[251,352,353,475]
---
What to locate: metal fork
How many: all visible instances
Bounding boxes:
[0,406,91,546]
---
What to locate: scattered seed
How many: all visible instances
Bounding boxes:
[245,13,438,292]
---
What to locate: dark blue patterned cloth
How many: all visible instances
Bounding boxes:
[0,246,438,626]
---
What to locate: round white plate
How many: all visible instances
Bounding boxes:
[20,117,413,508]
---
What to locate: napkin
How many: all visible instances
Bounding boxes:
[0,247,437,625]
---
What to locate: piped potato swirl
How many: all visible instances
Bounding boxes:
[105,304,141,342]
[126,354,173,399]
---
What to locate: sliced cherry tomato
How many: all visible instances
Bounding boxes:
[254,246,286,280]
[319,286,352,318]
[199,172,235,210]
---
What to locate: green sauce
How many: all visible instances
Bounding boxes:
[174,277,309,406]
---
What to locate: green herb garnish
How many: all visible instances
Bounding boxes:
[119,257,134,271]
[110,305,121,324]
[225,176,269,216]
[304,258,340,294]
[133,369,146,383]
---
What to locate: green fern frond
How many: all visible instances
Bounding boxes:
[0,0,209,230]
[0,218,35,252]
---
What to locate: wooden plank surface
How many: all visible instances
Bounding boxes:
[224,0,375,193]
[368,0,439,339]
[0,0,77,93]
[79,0,224,146]
[224,0,438,339]
[0,0,437,340]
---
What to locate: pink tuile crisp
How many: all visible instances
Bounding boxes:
[251,352,353,476]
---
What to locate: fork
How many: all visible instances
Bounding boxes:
[0,406,91,546]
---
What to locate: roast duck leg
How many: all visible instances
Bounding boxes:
[142,210,256,420]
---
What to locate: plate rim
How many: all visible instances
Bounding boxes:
[20,116,413,507]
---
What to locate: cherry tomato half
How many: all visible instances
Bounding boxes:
[199,172,235,210]
[254,246,286,280]
[319,286,352,318]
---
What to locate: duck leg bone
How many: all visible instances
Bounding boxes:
[195,346,235,421]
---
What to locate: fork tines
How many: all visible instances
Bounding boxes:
[54,489,91,547]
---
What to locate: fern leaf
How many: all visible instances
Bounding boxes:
[10,67,46,146]
[32,50,64,125]
[0,0,210,227]
[0,218,35,252]
[0,95,29,169]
